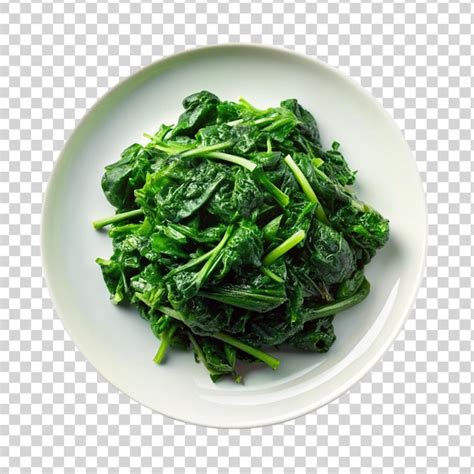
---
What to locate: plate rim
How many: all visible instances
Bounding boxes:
[41,43,428,428]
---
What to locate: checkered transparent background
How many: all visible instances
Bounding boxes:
[1,0,473,472]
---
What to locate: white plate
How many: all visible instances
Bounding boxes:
[42,44,427,428]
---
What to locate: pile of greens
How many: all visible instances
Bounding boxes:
[93,91,389,382]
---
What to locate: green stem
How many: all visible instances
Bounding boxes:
[153,323,178,364]
[261,267,284,283]
[144,132,190,154]
[252,167,290,207]
[147,136,233,158]
[144,125,173,142]
[225,118,243,126]
[187,332,223,381]
[313,166,364,211]
[164,225,234,279]
[153,143,188,155]
[263,116,294,132]
[304,279,371,321]
[312,157,324,168]
[165,248,215,278]
[226,116,277,127]
[213,332,280,370]
[266,136,272,152]
[284,154,317,201]
[92,208,144,230]
[204,151,257,171]
[181,141,233,158]
[187,331,205,362]
[155,305,185,322]
[193,226,233,286]
[283,155,329,224]
[262,229,305,266]
[108,223,142,238]
[238,96,267,114]
[199,287,286,313]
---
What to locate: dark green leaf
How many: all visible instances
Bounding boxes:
[170,91,221,138]
[286,317,336,352]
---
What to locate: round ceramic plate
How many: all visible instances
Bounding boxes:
[42,44,427,428]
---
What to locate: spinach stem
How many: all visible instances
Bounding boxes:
[147,136,233,157]
[144,133,190,155]
[164,224,234,279]
[156,305,185,321]
[204,151,257,171]
[266,136,272,152]
[92,208,144,230]
[213,332,280,370]
[199,288,286,313]
[263,229,305,266]
[261,267,284,283]
[263,116,294,132]
[304,279,371,321]
[153,323,178,364]
[284,154,318,202]
[238,96,266,114]
[252,167,290,207]
[164,247,215,279]
[283,154,329,224]
[313,166,366,212]
[152,143,187,154]
[226,115,277,127]
[187,332,223,380]
[194,225,234,285]
[187,332,205,363]
[181,141,233,158]
[312,157,324,168]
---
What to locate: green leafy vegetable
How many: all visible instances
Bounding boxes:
[170,91,220,138]
[101,144,163,212]
[93,91,390,383]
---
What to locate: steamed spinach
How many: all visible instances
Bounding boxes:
[93,91,390,383]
